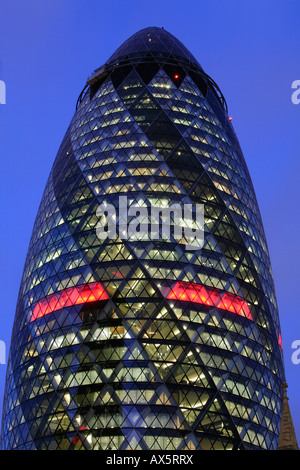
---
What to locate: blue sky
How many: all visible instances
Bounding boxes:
[0,0,300,441]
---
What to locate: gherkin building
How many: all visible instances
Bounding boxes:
[1,27,285,450]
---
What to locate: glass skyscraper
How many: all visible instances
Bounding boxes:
[1,27,285,450]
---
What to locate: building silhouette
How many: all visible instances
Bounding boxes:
[0,27,289,450]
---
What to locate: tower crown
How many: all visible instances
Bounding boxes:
[106,26,203,70]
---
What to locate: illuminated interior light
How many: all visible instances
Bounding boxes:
[166,281,253,320]
[64,393,71,405]
[278,332,283,350]
[31,282,109,322]
[72,426,87,446]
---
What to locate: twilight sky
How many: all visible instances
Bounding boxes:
[0,0,300,441]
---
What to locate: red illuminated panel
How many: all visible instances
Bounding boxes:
[278,332,283,350]
[166,281,253,320]
[31,282,109,322]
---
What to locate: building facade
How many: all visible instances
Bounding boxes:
[1,27,285,450]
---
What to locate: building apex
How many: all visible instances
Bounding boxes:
[106,26,203,70]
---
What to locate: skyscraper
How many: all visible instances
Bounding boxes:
[1,27,285,450]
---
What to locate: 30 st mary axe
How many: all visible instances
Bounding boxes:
[1,27,285,450]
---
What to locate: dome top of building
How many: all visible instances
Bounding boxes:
[106,26,203,70]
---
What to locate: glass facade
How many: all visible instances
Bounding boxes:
[0,27,284,450]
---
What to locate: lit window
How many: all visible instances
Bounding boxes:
[31,282,109,321]
[167,281,252,320]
